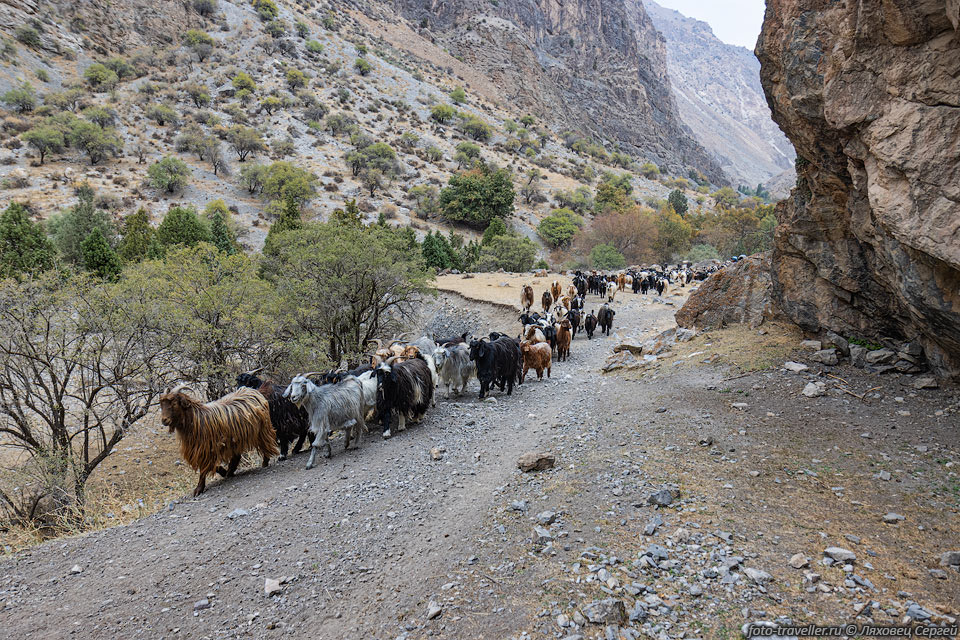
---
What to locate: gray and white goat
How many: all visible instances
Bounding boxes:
[283,374,367,470]
[432,342,476,398]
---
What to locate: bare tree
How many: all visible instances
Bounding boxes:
[0,275,178,526]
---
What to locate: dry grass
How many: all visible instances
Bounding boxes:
[436,272,572,309]
[0,412,250,553]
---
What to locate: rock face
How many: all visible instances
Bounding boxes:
[757,0,960,378]
[643,0,795,187]
[394,0,725,182]
[675,255,779,330]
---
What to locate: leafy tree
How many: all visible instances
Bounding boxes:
[461,116,491,141]
[346,140,395,174]
[449,86,466,104]
[22,125,64,164]
[118,208,156,263]
[653,207,693,262]
[519,114,535,127]
[83,63,119,89]
[146,103,179,126]
[193,0,218,16]
[68,120,122,164]
[261,161,318,205]
[262,221,433,360]
[261,95,282,114]
[306,39,324,54]
[228,125,264,161]
[555,186,593,215]
[103,56,135,79]
[183,29,214,47]
[47,186,117,265]
[408,184,439,219]
[123,243,282,398]
[354,58,372,76]
[0,202,54,278]
[477,234,537,272]
[482,217,507,245]
[1,82,36,113]
[712,186,740,208]
[156,206,211,248]
[595,173,633,213]
[81,105,116,128]
[537,208,581,249]
[590,243,626,270]
[454,141,481,170]
[329,198,364,227]
[286,68,307,90]
[639,161,660,179]
[421,230,449,270]
[430,103,456,124]
[294,19,310,38]
[253,0,279,20]
[685,243,719,262]
[668,189,689,216]
[184,83,211,108]
[148,156,191,193]
[264,193,304,255]
[232,71,257,93]
[81,228,122,280]
[439,168,515,228]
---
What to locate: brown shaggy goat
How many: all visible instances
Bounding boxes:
[520,285,534,312]
[520,341,552,382]
[556,318,572,362]
[551,280,562,303]
[541,290,553,314]
[160,385,279,496]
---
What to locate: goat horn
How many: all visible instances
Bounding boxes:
[171,382,197,396]
[300,372,325,378]
[368,339,383,350]
[244,365,265,375]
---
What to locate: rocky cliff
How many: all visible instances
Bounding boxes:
[757,0,960,377]
[391,0,726,182]
[643,0,795,189]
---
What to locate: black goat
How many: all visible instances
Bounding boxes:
[584,312,597,339]
[375,357,433,438]
[434,331,469,347]
[469,336,520,399]
[567,308,581,340]
[597,304,615,337]
[236,372,310,460]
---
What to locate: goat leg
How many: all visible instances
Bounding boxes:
[193,471,208,497]
[292,431,308,456]
[278,435,290,461]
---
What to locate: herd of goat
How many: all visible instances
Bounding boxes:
[159,265,713,496]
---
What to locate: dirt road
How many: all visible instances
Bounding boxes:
[1,281,957,639]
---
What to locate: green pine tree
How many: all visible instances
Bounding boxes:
[264,194,303,255]
[81,227,122,280]
[118,208,156,263]
[0,202,55,279]
[156,205,212,248]
[210,210,236,254]
[482,217,507,245]
[421,231,448,269]
[330,198,363,227]
[146,233,166,260]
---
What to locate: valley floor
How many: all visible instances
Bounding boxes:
[0,278,957,639]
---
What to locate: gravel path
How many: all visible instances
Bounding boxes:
[1,288,957,639]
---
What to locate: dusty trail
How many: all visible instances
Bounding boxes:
[0,286,680,639]
[2,281,958,640]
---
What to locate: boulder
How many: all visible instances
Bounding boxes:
[802,381,826,398]
[865,349,896,365]
[824,547,856,563]
[849,345,867,368]
[517,452,555,472]
[810,349,839,365]
[675,255,779,330]
[581,599,627,625]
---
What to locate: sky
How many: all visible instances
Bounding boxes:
[653,0,767,49]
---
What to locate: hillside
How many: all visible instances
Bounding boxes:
[643,0,795,191]
[0,0,743,254]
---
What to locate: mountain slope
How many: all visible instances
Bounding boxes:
[643,0,795,190]
[389,0,726,183]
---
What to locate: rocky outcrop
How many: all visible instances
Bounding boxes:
[675,255,778,330]
[642,0,795,188]
[757,0,960,377]
[392,0,726,182]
